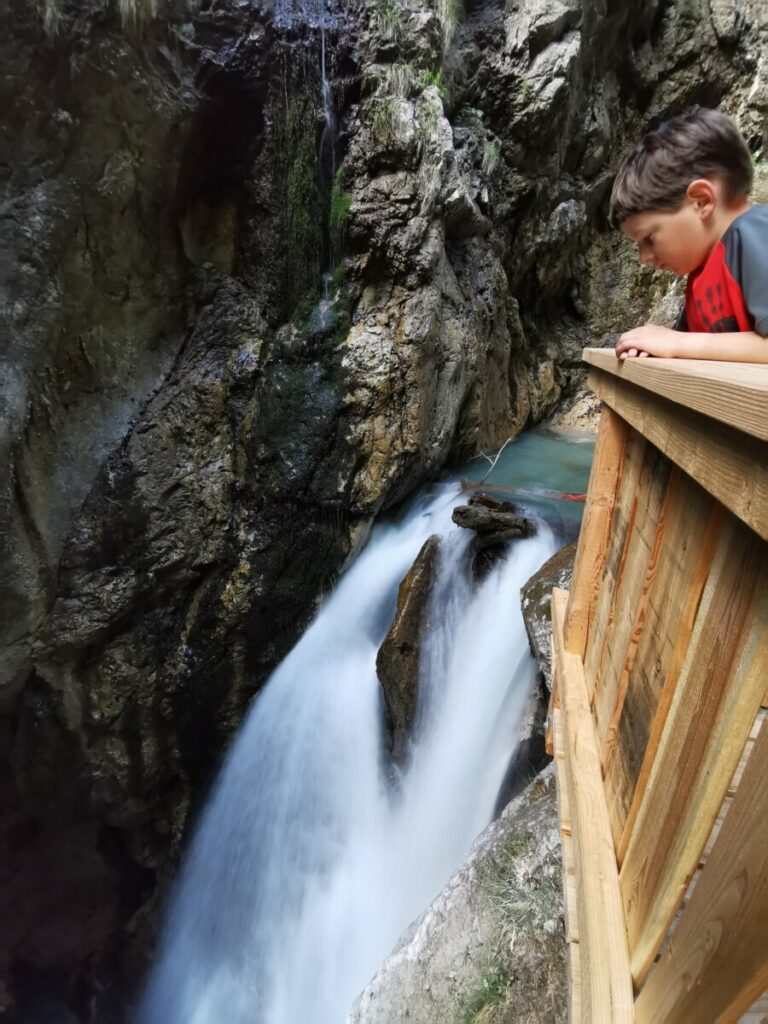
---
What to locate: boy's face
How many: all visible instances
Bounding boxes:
[621,194,716,276]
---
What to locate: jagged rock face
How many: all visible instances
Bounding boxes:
[521,539,577,690]
[348,767,566,1024]
[1,0,766,1016]
[376,534,441,762]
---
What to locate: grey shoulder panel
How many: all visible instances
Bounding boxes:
[723,205,768,335]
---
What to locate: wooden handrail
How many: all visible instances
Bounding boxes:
[582,350,768,540]
[582,348,768,441]
[549,349,768,1022]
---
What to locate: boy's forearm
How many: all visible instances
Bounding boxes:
[615,325,768,363]
[672,331,768,362]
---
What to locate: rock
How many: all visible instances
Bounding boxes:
[1,0,767,1013]
[376,535,441,761]
[347,767,566,1024]
[452,503,534,537]
[520,540,577,690]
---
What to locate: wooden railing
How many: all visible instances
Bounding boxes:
[547,349,768,1023]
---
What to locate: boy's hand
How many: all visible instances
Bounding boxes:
[615,325,681,359]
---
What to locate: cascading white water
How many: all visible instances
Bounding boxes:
[139,477,559,1024]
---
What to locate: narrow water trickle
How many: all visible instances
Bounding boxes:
[139,464,563,1024]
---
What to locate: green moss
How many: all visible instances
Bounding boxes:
[274,70,323,307]
[329,168,352,264]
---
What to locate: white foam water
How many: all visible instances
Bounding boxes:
[139,481,556,1024]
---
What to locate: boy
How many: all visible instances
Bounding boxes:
[609,109,768,362]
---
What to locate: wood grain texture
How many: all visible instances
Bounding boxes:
[619,518,768,984]
[583,429,647,702]
[605,474,723,856]
[582,348,768,441]
[593,444,670,761]
[588,368,768,540]
[553,589,634,1023]
[634,715,768,1024]
[565,408,630,660]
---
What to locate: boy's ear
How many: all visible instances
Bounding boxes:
[685,178,718,218]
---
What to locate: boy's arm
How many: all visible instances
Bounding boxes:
[615,324,768,363]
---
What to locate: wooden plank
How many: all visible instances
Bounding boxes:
[634,715,768,1024]
[619,518,768,984]
[564,408,630,659]
[593,444,669,760]
[553,707,578,942]
[605,476,723,856]
[583,429,647,702]
[588,368,768,540]
[569,936,582,1024]
[552,588,634,1023]
[582,348,768,441]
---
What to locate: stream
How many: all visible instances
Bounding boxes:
[139,429,593,1024]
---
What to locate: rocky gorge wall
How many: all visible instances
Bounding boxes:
[1,0,766,1018]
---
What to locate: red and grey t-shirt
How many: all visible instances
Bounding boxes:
[682,204,768,335]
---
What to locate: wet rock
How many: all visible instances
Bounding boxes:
[452,501,535,540]
[520,540,577,691]
[348,767,566,1024]
[376,535,441,761]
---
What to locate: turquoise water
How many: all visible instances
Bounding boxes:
[451,427,595,543]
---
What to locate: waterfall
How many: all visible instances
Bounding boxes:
[139,475,559,1024]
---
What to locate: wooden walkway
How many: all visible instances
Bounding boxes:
[548,350,768,1023]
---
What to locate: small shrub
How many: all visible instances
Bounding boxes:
[35,0,62,37]
[329,168,352,261]
[420,67,446,98]
[461,968,508,1024]
[482,140,501,177]
[118,0,157,25]
[433,0,462,50]
[368,63,414,144]
[373,0,403,41]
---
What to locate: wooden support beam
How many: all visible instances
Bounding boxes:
[564,408,630,660]
[583,430,646,702]
[607,481,723,857]
[634,715,768,1024]
[587,368,768,540]
[593,444,669,761]
[552,588,634,1023]
[619,519,768,984]
[582,348,768,442]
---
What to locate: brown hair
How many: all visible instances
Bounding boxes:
[609,109,753,226]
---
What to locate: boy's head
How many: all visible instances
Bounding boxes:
[610,109,753,275]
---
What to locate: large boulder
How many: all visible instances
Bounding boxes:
[376,535,441,761]
[348,767,566,1024]
[520,540,577,691]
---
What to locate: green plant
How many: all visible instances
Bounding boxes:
[461,968,509,1024]
[420,67,446,98]
[368,63,413,144]
[118,0,157,25]
[35,0,62,37]
[373,0,403,42]
[482,140,501,176]
[329,168,352,261]
[433,0,462,50]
